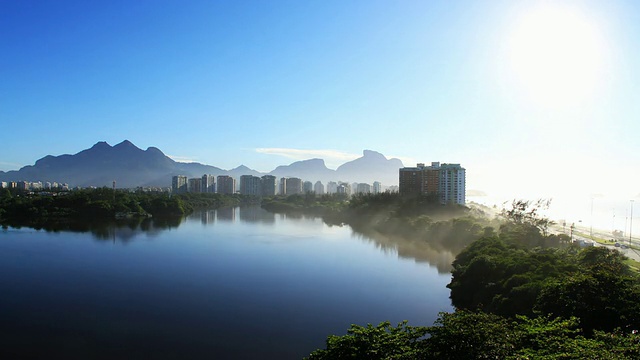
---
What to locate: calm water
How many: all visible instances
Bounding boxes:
[0,207,453,359]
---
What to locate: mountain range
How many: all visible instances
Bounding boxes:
[0,140,404,188]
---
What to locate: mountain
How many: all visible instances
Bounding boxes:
[0,140,230,188]
[335,150,404,185]
[0,141,404,187]
[228,165,263,179]
[269,158,335,183]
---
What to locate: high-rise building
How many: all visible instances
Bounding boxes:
[202,174,216,193]
[314,181,324,195]
[399,162,465,205]
[303,181,313,193]
[336,182,351,196]
[356,183,372,194]
[373,181,382,194]
[17,181,28,191]
[439,163,466,205]
[188,178,202,193]
[285,177,303,195]
[172,175,188,193]
[326,181,338,194]
[261,175,277,196]
[240,175,262,196]
[217,175,236,195]
[399,162,440,197]
[279,177,287,195]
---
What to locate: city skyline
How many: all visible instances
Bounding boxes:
[2,1,639,227]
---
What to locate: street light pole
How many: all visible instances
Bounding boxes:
[630,200,634,245]
[590,196,594,239]
[570,223,575,242]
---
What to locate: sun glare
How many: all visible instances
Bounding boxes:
[508,4,605,108]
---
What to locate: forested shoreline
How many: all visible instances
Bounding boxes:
[299,196,640,359]
[0,187,258,229]
[3,189,639,358]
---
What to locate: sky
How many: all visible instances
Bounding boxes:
[1,0,639,230]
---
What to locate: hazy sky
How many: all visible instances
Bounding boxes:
[1,0,639,225]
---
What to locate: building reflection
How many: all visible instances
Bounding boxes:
[216,207,236,222]
[239,206,275,224]
[201,210,216,225]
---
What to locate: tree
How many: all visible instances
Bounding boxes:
[501,199,554,236]
[305,321,429,360]
[535,250,640,334]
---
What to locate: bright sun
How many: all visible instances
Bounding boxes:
[508,4,605,108]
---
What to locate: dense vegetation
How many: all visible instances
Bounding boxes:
[307,311,640,359]
[306,197,640,359]
[0,187,256,228]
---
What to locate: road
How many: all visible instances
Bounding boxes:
[552,224,640,263]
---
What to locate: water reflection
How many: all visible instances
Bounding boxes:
[260,208,463,274]
[216,206,236,222]
[192,207,462,272]
[350,230,456,273]
[3,206,461,272]
[201,210,216,225]
[89,217,183,242]
[0,205,451,360]
[239,206,276,224]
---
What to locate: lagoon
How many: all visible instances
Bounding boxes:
[0,206,453,359]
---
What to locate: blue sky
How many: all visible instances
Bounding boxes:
[1,0,639,225]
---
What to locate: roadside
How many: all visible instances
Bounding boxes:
[550,223,640,268]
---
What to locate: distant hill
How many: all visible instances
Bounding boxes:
[335,150,404,185]
[0,141,404,188]
[269,158,335,183]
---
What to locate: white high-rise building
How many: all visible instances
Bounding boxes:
[439,164,466,205]
[373,181,382,194]
[326,181,338,194]
[314,181,324,195]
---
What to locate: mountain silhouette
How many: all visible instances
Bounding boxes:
[0,141,404,187]
[335,150,404,185]
[269,158,335,182]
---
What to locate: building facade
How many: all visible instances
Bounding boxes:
[261,175,277,196]
[202,174,216,193]
[326,181,338,194]
[439,163,466,205]
[285,177,303,195]
[240,175,262,196]
[356,183,372,194]
[303,181,313,193]
[373,181,382,194]
[399,162,465,205]
[216,175,236,195]
[172,175,188,194]
[313,181,325,195]
[188,178,202,193]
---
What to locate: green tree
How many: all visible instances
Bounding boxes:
[306,321,429,360]
[535,256,640,334]
[501,199,554,237]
